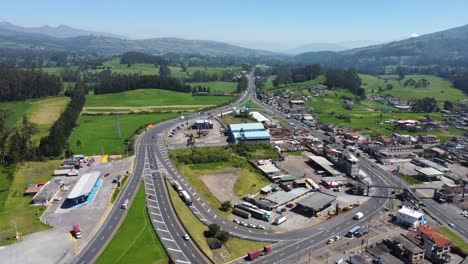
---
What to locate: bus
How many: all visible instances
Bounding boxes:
[347,226,361,237]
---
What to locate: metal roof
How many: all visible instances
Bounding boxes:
[415,167,445,177]
[264,188,309,205]
[250,111,270,123]
[232,131,270,140]
[308,155,342,175]
[297,192,336,209]
[228,123,265,132]
[67,171,101,199]
[258,164,280,174]
[397,207,424,218]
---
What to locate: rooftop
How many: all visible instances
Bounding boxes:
[415,167,445,177]
[196,119,211,124]
[397,207,424,218]
[232,130,270,140]
[258,164,281,174]
[308,155,342,175]
[250,111,270,123]
[67,171,101,199]
[228,123,265,132]
[264,187,310,205]
[297,192,336,209]
[418,225,452,248]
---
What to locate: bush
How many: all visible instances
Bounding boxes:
[221,201,232,212]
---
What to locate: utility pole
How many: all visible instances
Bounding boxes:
[115,112,121,138]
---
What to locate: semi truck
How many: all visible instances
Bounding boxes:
[233,208,251,219]
[180,190,192,205]
[73,224,82,239]
[247,246,271,260]
[171,180,183,192]
[235,204,270,222]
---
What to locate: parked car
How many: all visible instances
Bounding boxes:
[286,203,294,208]
[327,238,335,244]
[104,172,110,177]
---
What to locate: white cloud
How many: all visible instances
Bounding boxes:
[409,33,420,38]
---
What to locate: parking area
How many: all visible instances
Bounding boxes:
[167,118,228,149]
[41,155,133,249]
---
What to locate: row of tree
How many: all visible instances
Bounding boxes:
[120,52,167,66]
[325,68,364,97]
[0,66,62,102]
[38,82,88,157]
[94,73,191,94]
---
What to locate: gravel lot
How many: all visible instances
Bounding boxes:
[200,168,242,204]
[167,118,228,149]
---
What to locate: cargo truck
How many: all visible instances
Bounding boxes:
[274,215,287,225]
[73,225,82,239]
[171,180,183,192]
[247,246,271,260]
[233,207,251,219]
[180,190,192,205]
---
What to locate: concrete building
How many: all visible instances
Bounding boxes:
[384,235,425,264]
[395,207,426,228]
[296,192,336,216]
[257,163,281,179]
[228,123,270,144]
[65,171,101,206]
[417,225,452,263]
[337,153,360,177]
[32,179,62,206]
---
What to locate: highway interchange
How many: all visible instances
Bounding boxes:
[72,73,461,264]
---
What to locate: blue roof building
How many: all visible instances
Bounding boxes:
[228,123,270,143]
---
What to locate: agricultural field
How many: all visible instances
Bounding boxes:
[96,185,168,264]
[171,66,243,80]
[37,66,79,76]
[0,161,61,245]
[263,75,326,93]
[84,89,234,114]
[188,81,237,93]
[0,96,70,143]
[167,179,268,263]
[306,89,458,139]
[102,58,158,75]
[69,113,178,155]
[360,74,467,103]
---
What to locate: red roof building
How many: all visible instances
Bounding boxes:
[417,225,452,260]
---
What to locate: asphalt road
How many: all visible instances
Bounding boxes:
[73,73,393,264]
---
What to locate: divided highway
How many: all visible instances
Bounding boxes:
[73,73,394,264]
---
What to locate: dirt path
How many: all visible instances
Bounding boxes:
[200,168,242,204]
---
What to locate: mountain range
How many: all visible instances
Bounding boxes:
[292,24,468,73]
[0,22,275,57]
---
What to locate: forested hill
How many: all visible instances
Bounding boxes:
[0,28,275,57]
[292,24,468,74]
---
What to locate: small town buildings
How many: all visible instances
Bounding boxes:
[320,176,348,188]
[307,155,343,177]
[417,134,439,144]
[395,207,426,228]
[414,167,444,181]
[32,179,62,205]
[289,99,305,106]
[337,153,360,177]
[384,234,425,264]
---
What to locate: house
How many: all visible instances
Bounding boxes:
[417,225,452,263]
[395,207,425,228]
[345,132,361,141]
[377,136,393,146]
[417,134,439,144]
[384,235,425,264]
[289,99,305,106]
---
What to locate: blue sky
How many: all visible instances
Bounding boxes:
[2,0,468,50]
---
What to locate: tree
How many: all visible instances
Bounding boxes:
[237,75,248,93]
[411,97,438,112]
[216,231,230,243]
[443,101,454,110]
[159,65,171,77]
[221,201,232,212]
[76,139,82,151]
[207,224,220,238]
[0,110,12,164]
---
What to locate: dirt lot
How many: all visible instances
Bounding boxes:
[200,168,241,204]
[167,118,228,149]
[277,152,321,181]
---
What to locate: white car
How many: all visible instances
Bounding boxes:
[327,238,335,244]
[183,234,190,240]
[334,235,342,240]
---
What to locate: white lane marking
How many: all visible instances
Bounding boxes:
[150,212,162,216]
[167,248,182,252]
[175,260,190,264]
[201,203,205,206]
[157,228,169,233]
[161,237,174,242]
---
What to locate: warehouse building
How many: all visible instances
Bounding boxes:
[250,111,270,124]
[264,187,310,207]
[65,171,102,207]
[296,192,336,216]
[228,123,270,144]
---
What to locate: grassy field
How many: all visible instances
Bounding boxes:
[263,75,326,92]
[70,113,178,155]
[102,58,159,75]
[0,96,70,144]
[167,179,269,263]
[241,100,261,109]
[188,81,237,93]
[0,161,61,245]
[306,89,457,139]
[39,66,79,76]
[220,114,257,125]
[360,74,467,103]
[437,226,468,252]
[96,185,168,264]
[85,89,233,109]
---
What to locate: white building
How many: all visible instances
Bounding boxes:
[396,207,426,228]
